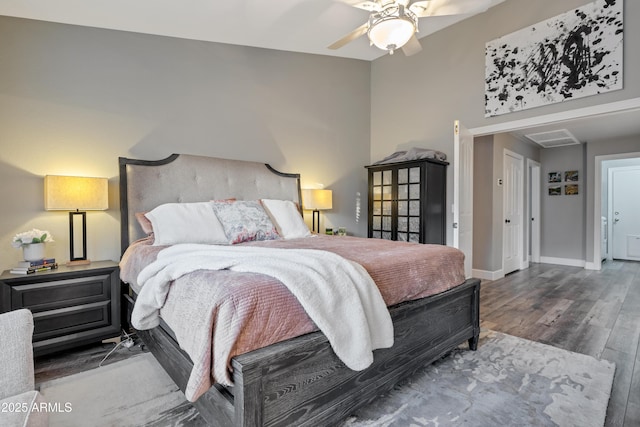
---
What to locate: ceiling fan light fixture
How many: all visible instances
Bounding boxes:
[367,5,418,54]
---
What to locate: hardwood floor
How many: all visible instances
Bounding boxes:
[480,260,640,427]
[34,334,148,384]
[33,260,639,426]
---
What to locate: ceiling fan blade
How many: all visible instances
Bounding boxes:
[410,0,492,17]
[402,34,422,56]
[328,23,369,50]
[339,0,382,12]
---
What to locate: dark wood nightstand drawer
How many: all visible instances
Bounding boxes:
[11,274,112,313]
[0,261,121,356]
[33,300,111,341]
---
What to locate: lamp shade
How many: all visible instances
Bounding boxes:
[367,4,418,53]
[301,189,333,211]
[368,17,415,51]
[44,176,109,211]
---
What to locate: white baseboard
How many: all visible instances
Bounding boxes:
[584,261,601,270]
[472,269,505,281]
[539,256,586,268]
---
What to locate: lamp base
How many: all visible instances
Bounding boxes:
[66,259,92,267]
[312,209,320,233]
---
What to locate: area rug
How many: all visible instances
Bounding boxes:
[343,330,615,427]
[39,331,615,427]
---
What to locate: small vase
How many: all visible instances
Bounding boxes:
[23,243,45,262]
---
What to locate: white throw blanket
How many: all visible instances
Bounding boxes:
[132,243,394,379]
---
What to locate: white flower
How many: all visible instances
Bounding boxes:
[11,229,54,248]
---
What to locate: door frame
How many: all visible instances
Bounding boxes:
[607,164,640,260]
[592,151,640,269]
[453,120,474,278]
[526,159,541,264]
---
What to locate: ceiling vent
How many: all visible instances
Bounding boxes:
[524,129,581,148]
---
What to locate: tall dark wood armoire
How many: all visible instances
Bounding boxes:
[366,158,448,244]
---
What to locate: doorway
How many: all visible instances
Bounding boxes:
[469,98,640,272]
[593,151,640,269]
[608,164,640,261]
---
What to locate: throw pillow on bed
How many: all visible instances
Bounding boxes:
[137,198,236,238]
[260,199,311,239]
[211,200,280,244]
[145,202,229,246]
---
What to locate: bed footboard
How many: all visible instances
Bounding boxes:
[132,277,480,427]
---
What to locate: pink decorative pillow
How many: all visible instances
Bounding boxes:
[135,212,154,235]
[211,200,280,244]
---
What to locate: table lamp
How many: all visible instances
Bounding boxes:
[301,189,332,233]
[44,175,108,265]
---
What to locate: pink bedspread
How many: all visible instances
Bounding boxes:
[120,235,465,400]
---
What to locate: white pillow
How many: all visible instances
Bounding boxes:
[145,202,228,246]
[261,199,311,239]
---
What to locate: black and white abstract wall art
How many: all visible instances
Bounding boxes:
[485,0,623,117]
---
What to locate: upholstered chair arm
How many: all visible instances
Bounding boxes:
[0,309,35,400]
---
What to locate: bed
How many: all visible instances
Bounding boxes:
[119,153,480,427]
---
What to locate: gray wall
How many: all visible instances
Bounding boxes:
[371,0,640,246]
[1,0,639,271]
[472,136,495,271]
[540,145,587,261]
[0,16,371,271]
[472,133,540,272]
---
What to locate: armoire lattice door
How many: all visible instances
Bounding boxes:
[366,158,447,244]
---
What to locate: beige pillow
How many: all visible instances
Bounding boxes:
[261,199,311,239]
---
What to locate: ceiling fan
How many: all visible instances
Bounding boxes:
[329,0,492,56]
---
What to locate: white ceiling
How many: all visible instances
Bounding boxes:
[2,0,639,142]
[0,0,505,61]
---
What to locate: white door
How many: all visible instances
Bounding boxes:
[612,167,640,261]
[503,150,523,275]
[529,161,541,263]
[453,120,473,278]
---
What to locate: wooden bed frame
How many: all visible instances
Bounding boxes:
[119,153,480,427]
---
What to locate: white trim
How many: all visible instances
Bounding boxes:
[608,167,614,261]
[609,165,640,261]
[469,98,640,137]
[593,151,640,271]
[526,159,541,264]
[585,261,600,270]
[540,256,586,268]
[472,269,504,281]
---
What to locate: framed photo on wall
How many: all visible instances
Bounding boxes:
[565,184,579,195]
[548,172,562,183]
[565,170,579,181]
[549,186,562,196]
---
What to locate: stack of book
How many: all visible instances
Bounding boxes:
[9,258,58,275]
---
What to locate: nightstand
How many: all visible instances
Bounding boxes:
[0,260,121,356]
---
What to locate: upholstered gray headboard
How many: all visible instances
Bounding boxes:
[119,153,301,253]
